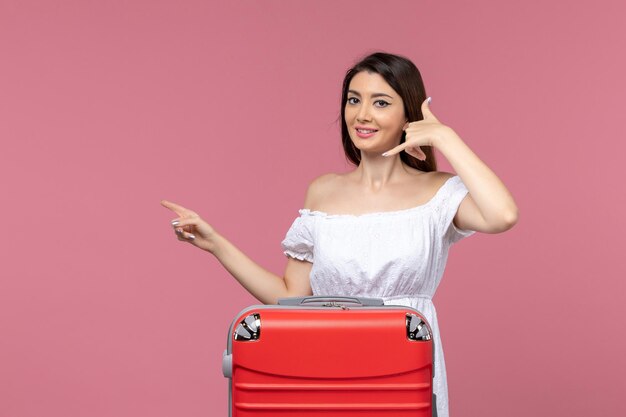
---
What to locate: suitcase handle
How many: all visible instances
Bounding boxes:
[277,296,385,307]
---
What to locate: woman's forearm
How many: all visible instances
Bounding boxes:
[434,128,519,229]
[161,200,293,304]
[211,234,289,304]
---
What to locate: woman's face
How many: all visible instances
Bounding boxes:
[344,71,406,155]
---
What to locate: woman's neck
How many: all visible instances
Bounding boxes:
[353,152,408,190]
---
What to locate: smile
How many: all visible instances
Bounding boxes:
[355,127,378,138]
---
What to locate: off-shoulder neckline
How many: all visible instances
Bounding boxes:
[300,175,459,219]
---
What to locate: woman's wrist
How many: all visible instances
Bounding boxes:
[206,231,224,255]
[430,126,461,152]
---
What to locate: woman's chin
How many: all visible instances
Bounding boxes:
[355,146,391,158]
[352,141,394,157]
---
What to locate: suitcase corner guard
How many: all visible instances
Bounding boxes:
[406,313,432,341]
[233,313,261,341]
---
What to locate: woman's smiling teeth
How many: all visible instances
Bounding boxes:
[355,127,378,139]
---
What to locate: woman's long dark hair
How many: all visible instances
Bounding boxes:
[340,52,436,172]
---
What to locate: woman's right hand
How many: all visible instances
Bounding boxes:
[161,200,219,253]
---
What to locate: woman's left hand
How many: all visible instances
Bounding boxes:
[382,97,451,161]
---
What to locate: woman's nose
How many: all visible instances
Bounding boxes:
[356,104,372,122]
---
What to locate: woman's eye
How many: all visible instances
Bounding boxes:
[374,100,390,108]
[347,97,359,105]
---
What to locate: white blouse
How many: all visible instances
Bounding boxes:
[281,175,474,417]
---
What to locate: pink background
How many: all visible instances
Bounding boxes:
[1,0,625,416]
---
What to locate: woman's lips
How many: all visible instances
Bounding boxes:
[355,128,378,138]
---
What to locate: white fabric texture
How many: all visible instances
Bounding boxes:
[281,175,474,417]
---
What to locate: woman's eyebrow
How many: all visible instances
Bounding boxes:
[348,90,394,99]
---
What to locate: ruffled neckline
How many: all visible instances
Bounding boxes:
[299,175,459,219]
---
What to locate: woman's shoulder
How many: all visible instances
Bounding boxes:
[402,169,456,192]
[303,173,349,210]
[422,170,456,186]
[310,172,345,186]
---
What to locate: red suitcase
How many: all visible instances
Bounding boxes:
[222,296,436,416]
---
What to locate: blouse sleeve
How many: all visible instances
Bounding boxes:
[438,176,475,244]
[281,210,315,262]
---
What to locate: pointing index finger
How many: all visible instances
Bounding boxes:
[160,199,188,215]
[382,143,406,157]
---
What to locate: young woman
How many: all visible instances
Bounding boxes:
[162,52,518,417]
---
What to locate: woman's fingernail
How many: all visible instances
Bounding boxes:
[382,152,389,157]
[188,234,195,240]
[171,220,179,226]
[175,228,183,234]
[427,97,432,105]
